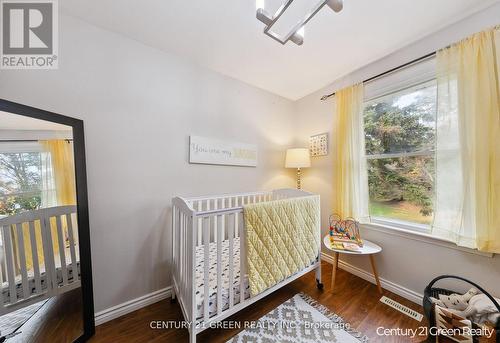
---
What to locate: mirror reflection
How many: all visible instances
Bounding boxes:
[0,111,82,342]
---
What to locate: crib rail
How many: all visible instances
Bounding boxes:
[172,189,318,343]
[0,206,80,315]
[171,197,194,322]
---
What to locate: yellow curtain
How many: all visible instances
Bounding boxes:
[40,140,77,206]
[332,83,370,221]
[13,140,75,272]
[432,26,500,253]
[41,139,76,260]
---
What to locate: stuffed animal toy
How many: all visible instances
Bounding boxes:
[430,288,478,311]
[447,294,500,325]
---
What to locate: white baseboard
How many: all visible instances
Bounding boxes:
[95,286,172,326]
[321,252,423,305]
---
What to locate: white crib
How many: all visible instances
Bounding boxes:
[0,206,80,316]
[171,188,322,343]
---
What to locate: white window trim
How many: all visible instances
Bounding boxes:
[363,221,493,258]
[364,56,436,101]
[370,216,429,234]
[366,150,433,160]
[0,141,42,153]
[364,65,437,237]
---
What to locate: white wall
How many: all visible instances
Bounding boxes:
[294,4,500,299]
[0,14,296,312]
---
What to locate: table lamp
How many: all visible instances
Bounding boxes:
[285,148,311,189]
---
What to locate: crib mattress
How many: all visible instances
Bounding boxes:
[195,237,250,320]
[1,262,80,302]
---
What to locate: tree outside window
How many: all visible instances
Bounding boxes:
[363,81,436,225]
[0,151,43,216]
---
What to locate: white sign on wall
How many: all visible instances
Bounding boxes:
[189,136,257,167]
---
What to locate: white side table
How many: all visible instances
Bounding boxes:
[323,235,383,294]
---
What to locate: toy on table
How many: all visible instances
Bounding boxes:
[328,214,363,249]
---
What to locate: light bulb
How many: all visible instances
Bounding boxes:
[327,0,343,13]
[256,0,265,10]
[297,26,305,38]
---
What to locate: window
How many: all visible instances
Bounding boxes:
[363,80,436,228]
[0,142,56,216]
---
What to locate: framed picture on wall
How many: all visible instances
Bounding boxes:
[189,135,258,167]
[309,132,328,157]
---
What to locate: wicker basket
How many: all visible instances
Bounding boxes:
[423,275,500,342]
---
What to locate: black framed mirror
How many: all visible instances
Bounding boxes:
[0,99,94,342]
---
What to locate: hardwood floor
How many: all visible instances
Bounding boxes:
[92,262,428,343]
[7,288,83,343]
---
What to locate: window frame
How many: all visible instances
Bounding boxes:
[0,141,56,215]
[363,76,438,233]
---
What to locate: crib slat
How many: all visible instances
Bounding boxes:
[172,206,176,286]
[221,204,226,240]
[235,212,239,238]
[185,213,189,300]
[214,199,218,243]
[174,207,179,283]
[182,211,186,293]
[179,212,183,289]
[216,215,222,315]
[185,213,188,292]
[187,215,194,315]
[182,211,186,290]
[0,232,4,284]
[239,213,245,305]
[28,221,42,294]
[15,223,30,300]
[0,242,3,306]
[56,215,68,286]
[207,200,211,242]
[203,217,210,320]
[3,225,17,304]
[66,214,78,281]
[41,216,57,296]
[228,214,234,308]
[0,230,4,300]
[197,202,202,246]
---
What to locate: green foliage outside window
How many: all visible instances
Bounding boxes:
[0,152,42,216]
[364,83,436,224]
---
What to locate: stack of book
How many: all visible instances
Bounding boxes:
[330,240,362,252]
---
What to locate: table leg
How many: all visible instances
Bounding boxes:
[369,254,383,294]
[330,252,339,292]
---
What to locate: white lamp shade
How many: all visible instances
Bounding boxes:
[285,148,311,168]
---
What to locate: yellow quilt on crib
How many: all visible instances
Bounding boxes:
[243,195,320,296]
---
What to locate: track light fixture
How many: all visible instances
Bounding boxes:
[256,0,343,45]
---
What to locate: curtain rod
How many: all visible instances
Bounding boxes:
[320,51,437,101]
[0,139,73,142]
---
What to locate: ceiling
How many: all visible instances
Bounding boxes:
[0,111,71,130]
[60,0,497,100]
